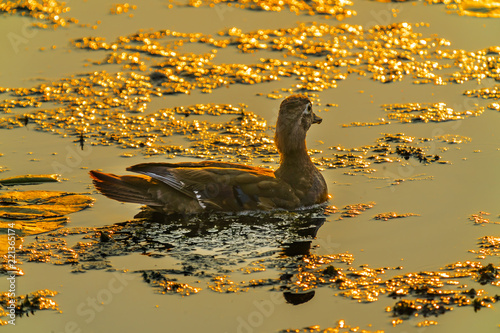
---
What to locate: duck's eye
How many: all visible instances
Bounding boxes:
[303,104,312,115]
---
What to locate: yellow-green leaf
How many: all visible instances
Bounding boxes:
[0,174,61,186]
[0,191,94,239]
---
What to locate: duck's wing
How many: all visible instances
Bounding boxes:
[127,162,300,211]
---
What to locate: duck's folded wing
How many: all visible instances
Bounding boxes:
[127,163,300,211]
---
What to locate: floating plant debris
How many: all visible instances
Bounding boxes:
[186,0,356,19]
[374,212,420,221]
[0,289,59,325]
[373,173,434,187]
[110,3,137,15]
[469,211,500,225]
[279,320,384,333]
[470,236,500,259]
[315,131,449,172]
[340,202,376,218]
[0,0,77,29]
[341,119,391,127]
[378,133,415,143]
[488,102,500,111]
[140,271,201,296]
[395,145,440,163]
[458,0,500,18]
[1,21,498,100]
[424,0,500,17]
[464,85,500,99]
[0,0,498,330]
[417,320,438,327]
[382,103,484,123]
[0,21,497,165]
[10,207,500,326]
[476,263,499,285]
[0,174,60,186]
[392,299,451,319]
[435,134,471,144]
[0,191,94,236]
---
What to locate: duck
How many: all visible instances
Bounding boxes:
[89,95,329,214]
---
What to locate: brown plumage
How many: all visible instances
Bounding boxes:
[89,95,329,214]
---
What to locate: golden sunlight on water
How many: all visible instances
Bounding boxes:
[0,0,499,332]
[460,0,500,17]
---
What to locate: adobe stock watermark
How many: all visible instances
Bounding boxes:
[56,271,136,333]
[5,224,18,326]
[315,234,341,252]
[214,3,235,21]
[231,292,284,333]
[6,0,73,53]
[365,1,403,28]
[7,17,39,54]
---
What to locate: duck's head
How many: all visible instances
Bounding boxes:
[275,95,322,155]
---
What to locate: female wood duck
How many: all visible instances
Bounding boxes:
[90,95,329,214]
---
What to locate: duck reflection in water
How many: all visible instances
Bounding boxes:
[109,206,332,305]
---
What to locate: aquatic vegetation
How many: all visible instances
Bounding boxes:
[464,85,500,99]
[186,0,356,19]
[459,0,500,18]
[110,3,136,15]
[469,211,500,225]
[0,174,60,186]
[465,85,500,111]
[0,2,498,329]
[470,236,500,259]
[10,206,500,327]
[373,212,420,221]
[476,263,499,285]
[0,21,497,168]
[141,271,201,296]
[0,191,94,237]
[435,134,471,144]
[427,0,500,18]
[315,132,450,172]
[0,0,77,28]
[368,173,434,187]
[339,202,375,218]
[395,145,440,163]
[342,119,391,127]
[0,289,59,325]
[382,103,484,123]
[280,320,384,333]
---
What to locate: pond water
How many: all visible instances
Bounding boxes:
[0,0,499,332]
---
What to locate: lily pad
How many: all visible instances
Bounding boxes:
[0,191,94,237]
[0,174,61,186]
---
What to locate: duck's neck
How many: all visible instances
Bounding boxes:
[275,141,315,180]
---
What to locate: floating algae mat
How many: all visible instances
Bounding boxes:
[0,0,499,331]
[9,206,500,328]
[0,191,94,237]
[0,21,499,163]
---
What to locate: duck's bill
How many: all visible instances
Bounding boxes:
[312,113,322,124]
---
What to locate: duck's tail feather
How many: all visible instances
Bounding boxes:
[89,170,161,206]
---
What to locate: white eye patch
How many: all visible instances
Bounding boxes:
[302,103,312,115]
